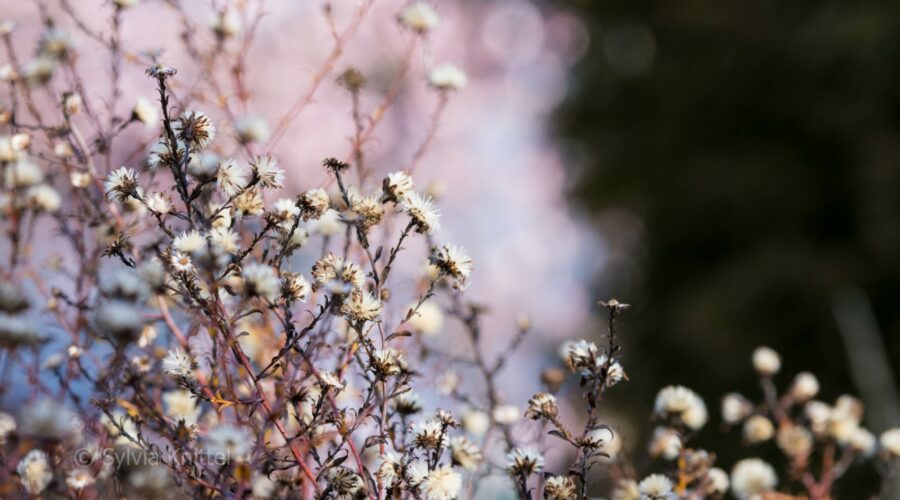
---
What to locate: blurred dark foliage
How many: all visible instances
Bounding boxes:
[554,0,900,494]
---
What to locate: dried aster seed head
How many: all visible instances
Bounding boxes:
[95,300,144,340]
[271,198,300,222]
[705,468,730,495]
[0,281,30,314]
[234,114,269,143]
[435,409,458,428]
[544,475,577,500]
[449,436,482,470]
[216,158,247,196]
[162,347,194,379]
[205,424,252,462]
[370,348,408,379]
[730,458,778,500]
[349,192,384,230]
[654,385,708,430]
[506,447,543,477]
[210,9,241,39]
[21,398,81,440]
[104,166,139,201]
[611,479,640,500]
[393,391,423,415]
[599,298,631,312]
[776,424,813,457]
[398,1,440,32]
[234,187,265,215]
[38,28,71,58]
[17,449,52,495]
[99,268,149,301]
[743,415,775,444]
[848,427,876,457]
[173,110,215,151]
[419,465,462,500]
[638,474,674,500]
[382,171,414,203]
[790,371,820,401]
[172,229,206,254]
[493,404,520,425]
[879,428,900,457]
[132,97,158,127]
[0,317,45,348]
[525,392,558,420]
[311,253,364,292]
[752,346,781,376]
[250,155,284,190]
[565,339,598,371]
[22,56,56,87]
[242,263,281,302]
[430,244,472,290]
[64,92,82,115]
[337,67,366,92]
[402,192,441,234]
[721,392,754,425]
[322,157,349,173]
[146,63,177,79]
[317,371,345,392]
[341,288,382,323]
[298,188,330,220]
[579,426,613,450]
[428,64,467,91]
[648,426,681,460]
[541,367,567,393]
[147,139,186,169]
[411,418,448,450]
[145,191,171,214]
[376,451,406,488]
[281,272,310,303]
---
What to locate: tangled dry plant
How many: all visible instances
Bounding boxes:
[0,1,898,499]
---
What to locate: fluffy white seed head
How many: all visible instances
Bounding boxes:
[752,346,781,376]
